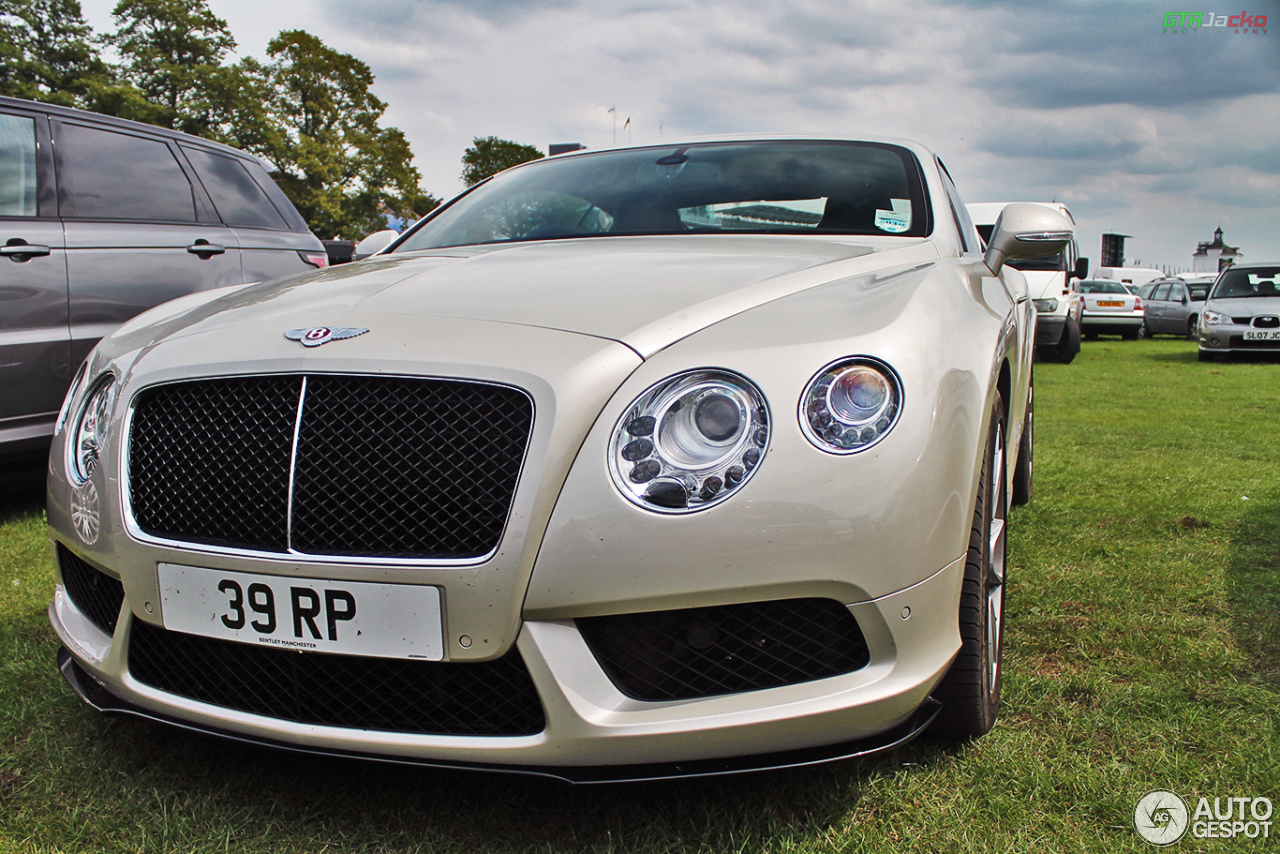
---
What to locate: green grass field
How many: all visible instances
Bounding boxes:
[1,338,1277,853]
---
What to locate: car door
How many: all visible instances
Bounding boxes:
[0,106,71,440]
[1147,283,1172,332]
[1167,283,1191,332]
[52,118,243,366]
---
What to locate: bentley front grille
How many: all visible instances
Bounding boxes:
[128,621,546,736]
[127,375,533,559]
[577,598,871,701]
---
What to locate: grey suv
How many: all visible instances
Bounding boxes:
[0,97,326,455]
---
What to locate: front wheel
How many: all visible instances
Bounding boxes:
[1187,316,1199,341]
[931,393,1008,739]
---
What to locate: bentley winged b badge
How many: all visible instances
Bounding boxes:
[285,326,370,347]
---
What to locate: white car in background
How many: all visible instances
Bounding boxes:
[1079,280,1144,340]
[968,202,1088,364]
[48,137,1067,781]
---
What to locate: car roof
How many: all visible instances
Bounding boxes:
[0,95,271,166]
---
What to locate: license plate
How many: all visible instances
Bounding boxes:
[1097,300,1124,307]
[158,564,443,660]
[1244,330,1280,340]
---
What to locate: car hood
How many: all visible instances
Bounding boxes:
[132,235,938,358]
[1206,296,1280,316]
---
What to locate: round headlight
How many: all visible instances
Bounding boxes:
[68,375,116,484]
[800,357,902,454]
[609,370,769,513]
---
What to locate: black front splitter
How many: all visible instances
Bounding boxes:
[59,647,939,785]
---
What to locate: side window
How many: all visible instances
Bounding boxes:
[56,123,196,221]
[1152,284,1171,301]
[183,146,289,229]
[0,114,38,217]
[935,159,977,253]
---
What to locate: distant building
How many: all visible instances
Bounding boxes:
[1192,226,1241,272]
[1101,233,1129,268]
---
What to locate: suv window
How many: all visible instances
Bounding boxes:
[57,123,196,221]
[0,114,38,217]
[1152,284,1171,301]
[183,146,289,229]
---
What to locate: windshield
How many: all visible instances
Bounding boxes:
[395,141,929,251]
[1210,267,1280,299]
[1080,281,1128,294]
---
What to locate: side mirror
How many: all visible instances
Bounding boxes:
[1074,257,1090,280]
[353,229,399,260]
[983,203,1073,276]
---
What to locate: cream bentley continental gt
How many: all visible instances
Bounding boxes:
[47,138,1070,782]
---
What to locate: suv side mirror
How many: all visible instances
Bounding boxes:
[353,229,399,260]
[983,203,1073,276]
[1074,257,1090,280]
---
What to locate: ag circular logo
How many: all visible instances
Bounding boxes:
[1135,790,1190,845]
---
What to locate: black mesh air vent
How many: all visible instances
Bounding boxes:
[127,374,533,558]
[57,544,125,636]
[128,621,545,736]
[577,598,870,701]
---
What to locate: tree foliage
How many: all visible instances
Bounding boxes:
[258,30,437,238]
[461,136,544,187]
[1,1,439,239]
[0,0,120,107]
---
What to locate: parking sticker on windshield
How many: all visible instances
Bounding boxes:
[875,210,909,233]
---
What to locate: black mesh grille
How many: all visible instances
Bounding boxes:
[129,375,299,552]
[127,374,533,558]
[128,621,545,736]
[57,544,125,636]
[578,598,870,701]
[291,376,532,558]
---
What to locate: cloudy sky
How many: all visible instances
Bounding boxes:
[81,0,1279,270]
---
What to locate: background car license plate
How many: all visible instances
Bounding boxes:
[158,564,443,660]
[1244,330,1280,340]
[1097,300,1124,307]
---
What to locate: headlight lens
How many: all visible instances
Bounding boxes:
[68,375,116,484]
[1203,309,1231,325]
[1032,298,1059,313]
[608,370,769,512]
[800,357,903,454]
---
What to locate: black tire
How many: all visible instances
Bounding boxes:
[1187,316,1198,341]
[931,393,1007,740]
[1139,319,1151,339]
[1011,381,1032,507]
[1046,316,1080,364]
[1083,328,1099,341]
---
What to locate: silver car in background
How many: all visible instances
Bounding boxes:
[1198,262,1280,361]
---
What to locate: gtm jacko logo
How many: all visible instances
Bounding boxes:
[1163,11,1269,33]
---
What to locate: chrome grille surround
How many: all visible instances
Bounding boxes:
[123,373,534,563]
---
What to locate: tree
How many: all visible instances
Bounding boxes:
[257,30,437,238]
[107,0,239,134]
[0,0,117,107]
[461,136,544,187]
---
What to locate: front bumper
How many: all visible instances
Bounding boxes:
[51,545,964,780]
[1199,325,1280,354]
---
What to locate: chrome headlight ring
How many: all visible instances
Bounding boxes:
[608,369,770,513]
[799,357,903,454]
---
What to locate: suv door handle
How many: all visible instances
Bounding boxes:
[186,239,226,258]
[1,240,52,260]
